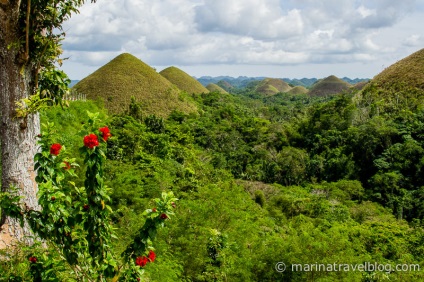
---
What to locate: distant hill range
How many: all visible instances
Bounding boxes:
[69,52,373,111]
[72,53,197,116]
[197,76,369,89]
[69,76,367,90]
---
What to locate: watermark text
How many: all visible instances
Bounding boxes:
[275,262,420,273]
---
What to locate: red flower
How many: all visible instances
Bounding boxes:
[63,161,71,170]
[83,134,99,149]
[51,196,56,201]
[50,143,62,156]
[83,204,90,211]
[160,213,168,220]
[148,250,156,262]
[29,256,37,263]
[152,208,157,212]
[99,126,112,141]
[135,256,148,267]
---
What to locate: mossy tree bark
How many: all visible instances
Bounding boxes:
[0,0,40,249]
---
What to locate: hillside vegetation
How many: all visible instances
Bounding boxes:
[159,66,209,94]
[73,53,197,116]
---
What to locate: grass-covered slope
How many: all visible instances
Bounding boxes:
[371,48,424,93]
[72,53,197,116]
[206,83,228,94]
[288,85,309,95]
[159,66,209,94]
[358,48,424,112]
[308,75,351,97]
[255,78,292,96]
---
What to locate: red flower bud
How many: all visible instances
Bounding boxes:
[152,208,157,212]
[83,204,90,211]
[63,161,71,170]
[160,213,168,220]
[29,256,37,263]
[50,143,62,156]
[171,202,176,208]
[51,196,56,201]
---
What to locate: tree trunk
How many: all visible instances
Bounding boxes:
[0,0,40,249]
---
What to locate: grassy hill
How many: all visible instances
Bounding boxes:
[72,53,197,116]
[206,83,228,94]
[159,66,209,94]
[217,80,234,92]
[357,48,424,114]
[288,85,308,95]
[308,75,351,97]
[255,78,292,96]
[352,81,369,91]
[371,48,424,92]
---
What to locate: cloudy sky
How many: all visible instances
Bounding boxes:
[61,0,424,80]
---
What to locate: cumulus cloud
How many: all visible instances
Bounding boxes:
[61,0,424,78]
[194,0,303,39]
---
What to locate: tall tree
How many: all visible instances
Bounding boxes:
[0,0,94,248]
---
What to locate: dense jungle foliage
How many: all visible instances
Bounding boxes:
[2,85,424,281]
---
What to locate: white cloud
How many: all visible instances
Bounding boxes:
[60,0,424,79]
[195,0,303,39]
[404,34,422,47]
[357,6,377,18]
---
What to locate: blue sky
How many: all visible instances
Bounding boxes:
[61,0,424,80]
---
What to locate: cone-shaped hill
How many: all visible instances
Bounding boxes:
[352,81,369,91]
[288,85,308,95]
[356,48,424,114]
[159,66,209,94]
[206,83,228,94]
[255,78,292,96]
[72,53,197,116]
[308,75,351,97]
[361,48,424,100]
[217,80,234,92]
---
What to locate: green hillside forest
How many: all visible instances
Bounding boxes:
[2,49,424,281]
